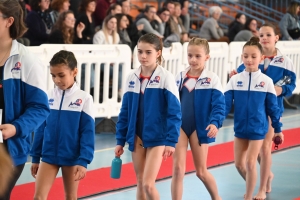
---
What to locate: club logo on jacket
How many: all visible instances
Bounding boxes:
[176,80,180,86]
[11,62,21,73]
[48,98,54,106]
[274,57,284,64]
[149,76,160,85]
[69,99,82,108]
[255,81,265,89]
[199,77,211,86]
[237,81,243,87]
[129,81,135,88]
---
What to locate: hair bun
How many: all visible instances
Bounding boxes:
[249,36,259,43]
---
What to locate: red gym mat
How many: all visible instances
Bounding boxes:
[11,127,300,200]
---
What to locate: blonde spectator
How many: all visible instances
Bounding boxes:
[199,6,229,43]
[93,15,120,44]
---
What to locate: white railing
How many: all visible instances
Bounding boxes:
[28,41,300,118]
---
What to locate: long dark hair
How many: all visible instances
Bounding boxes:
[51,11,74,44]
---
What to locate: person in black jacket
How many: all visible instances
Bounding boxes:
[49,11,85,44]
[227,13,246,42]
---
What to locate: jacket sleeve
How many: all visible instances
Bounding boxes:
[164,73,182,147]
[116,77,130,146]
[224,78,234,117]
[210,75,225,128]
[93,31,105,44]
[237,63,245,73]
[77,95,95,168]
[266,80,282,133]
[30,121,46,163]
[11,51,50,138]
[281,57,296,97]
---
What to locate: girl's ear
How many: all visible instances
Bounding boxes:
[205,54,210,61]
[6,17,14,28]
[275,34,279,43]
[73,68,78,77]
[156,50,162,59]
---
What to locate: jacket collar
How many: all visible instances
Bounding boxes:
[54,82,79,97]
[133,65,163,79]
[241,69,261,78]
[181,66,208,80]
[9,40,19,57]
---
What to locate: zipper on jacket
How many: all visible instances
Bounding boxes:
[55,90,65,157]
[246,73,251,136]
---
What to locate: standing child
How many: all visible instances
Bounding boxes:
[225,37,284,200]
[171,37,225,200]
[230,23,296,200]
[115,33,181,200]
[30,50,95,200]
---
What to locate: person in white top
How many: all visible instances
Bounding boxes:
[93,14,120,44]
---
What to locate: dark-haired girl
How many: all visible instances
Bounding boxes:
[225,37,283,200]
[30,50,95,200]
[114,33,181,200]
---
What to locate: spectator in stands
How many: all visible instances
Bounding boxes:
[75,0,96,44]
[173,2,188,42]
[69,0,81,18]
[49,11,85,44]
[24,0,53,46]
[94,0,116,26]
[279,1,300,40]
[49,0,70,24]
[135,5,164,38]
[93,15,120,44]
[163,0,175,16]
[180,0,190,33]
[199,6,229,43]
[115,13,132,48]
[119,0,143,49]
[227,13,246,42]
[158,7,171,36]
[106,3,122,16]
[234,18,259,41]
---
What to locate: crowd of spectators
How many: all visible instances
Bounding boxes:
[17,0,300,48]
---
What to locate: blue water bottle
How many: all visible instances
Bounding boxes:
[111,156,122,179]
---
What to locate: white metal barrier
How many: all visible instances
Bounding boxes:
[228,41,246,71]
[28,44,132,118]
[132,42,184,76]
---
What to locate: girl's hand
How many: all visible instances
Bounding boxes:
[206,124,218,138]
[74,165,86,181]
[0,124,16,140]
[274,86,282,96]
[229,69,237,78]
[162,146,175,161]
[273,132,284,144]
[115,145,124,157]
[31,163,39,178]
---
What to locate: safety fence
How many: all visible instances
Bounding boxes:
[28,41,300,118]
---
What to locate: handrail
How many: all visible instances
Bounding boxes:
[243,0,284,18]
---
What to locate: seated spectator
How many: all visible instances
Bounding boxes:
[234,18,259,41]
[158,8,171,37]
[173,2,188,43]
[115,13,132,48]
[227,13,246,42]
[75,0,96,44]
[199,6,229,43]
[49,0,70,24]
[94,0,116,26]
[106,3,122,16]
[180,0,190,33]
[49,11,85,44]
[279,1,300,40]
[24,0,52,46]
[135,5,164,37]
[93,15,120,44]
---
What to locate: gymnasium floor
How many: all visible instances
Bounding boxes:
[13,107,300,200]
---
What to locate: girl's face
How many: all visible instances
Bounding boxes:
[62,0,70,12]
[111,5,122,15]
[107,17,117,31]
[40,0,50,11]
[50,64,77,90]
[64,13,75,29]
[137,42,161,68]
[259,26,279,49]
[120,16,128,29]
[86,1,96,13]
[187,45,210,71]
[242,46,263,72]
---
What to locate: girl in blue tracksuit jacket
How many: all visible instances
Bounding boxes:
[230,23,296,200]
[225,36,283,200]
[115,33,181,199]
[172,38,225,200]
[0,1,50,199]
[30,51,95,200]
